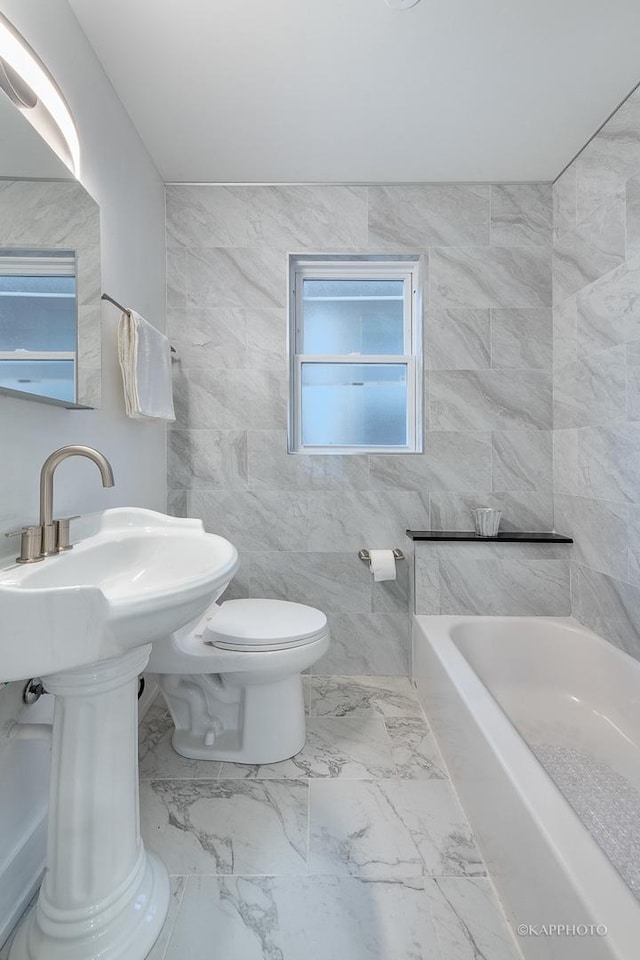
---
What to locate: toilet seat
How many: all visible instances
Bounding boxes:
[204,598,329,652]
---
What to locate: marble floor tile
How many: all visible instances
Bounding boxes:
[0,893,38,960]
[386,718,448,780]
[309,779,485,879]
[307,675,424,720]
[218,717,396,780]
[140,778,308,876]
[424,878,521,960]
[138,702,222,780]
[146,876,187,960]
[163,875,431,960]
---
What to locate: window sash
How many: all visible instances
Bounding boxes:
[293,265,415,358]
[293,355,417,453]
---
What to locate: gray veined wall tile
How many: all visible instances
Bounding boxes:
[186,246,287,310]
[627,505,640,586]
[490,308,553,369]
[553,429,579,497]
[414,541,569,561]
[627,340,640,421]
[167,185,259,247]
[167,307,247,368]
[429,370,552,431]
[167,184,369,249]
[490,183,552,247]
[491,430,552,492]
[166,248,187,311]
[414,554,440,615]
[77,306,101,367]
[246,185,366,247]
[370,432,491,492]
[167,489,187,518]
[172,368,286,430]
[627,174,640,260]
[552,200,626,305]
[424,308,491,370]
[247,185,369,248]
[306,491,430,552]
[553,345,627,429]
[553,296,578,368]
[430,245,552,309]
[576,422,640,503]
[188,490,312,552]
[554,494,628,581]
[168,306,286,372]
[250,552,372,613]
[439,557,570,616]
[248,430,370,491]
[572,563,640,661]
[246,309,287,368]
[575,255,640,357]
[371,557,411,614]
[169,430,248,490]
[429,491,554,532]
[553,165,577,241]
[315,615,410,676]
[575,87,640,222]
[368,184,490,248]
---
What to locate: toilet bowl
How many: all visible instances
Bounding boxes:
[147,598,330,764]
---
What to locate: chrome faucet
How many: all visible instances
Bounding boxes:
[6,445,115,563]
[40,445,115,555]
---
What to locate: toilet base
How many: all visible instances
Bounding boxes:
[161,671,307,764]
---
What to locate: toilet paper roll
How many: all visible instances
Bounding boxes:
[368,549,397,582]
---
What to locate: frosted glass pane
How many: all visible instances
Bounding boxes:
[0,359,75,402]
[0,275,77,352]
[301,363,408,447]
[301,278,404,355]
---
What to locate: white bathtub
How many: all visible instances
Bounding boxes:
[413,615,640,960]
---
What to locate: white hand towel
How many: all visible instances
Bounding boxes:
[117,309,175,421]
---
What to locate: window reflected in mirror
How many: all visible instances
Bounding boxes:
[0,250,77,403]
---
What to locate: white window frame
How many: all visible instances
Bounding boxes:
[288,255,423,455]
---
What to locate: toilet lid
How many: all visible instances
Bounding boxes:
[204,598,328,650]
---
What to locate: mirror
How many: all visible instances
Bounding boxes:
[0,74,101,408]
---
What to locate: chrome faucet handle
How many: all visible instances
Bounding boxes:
[55,516,80,552]
[5,525,43,564]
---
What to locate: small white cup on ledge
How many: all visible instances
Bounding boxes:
[473,507,502,538]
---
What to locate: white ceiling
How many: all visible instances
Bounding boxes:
[69,0,640,183]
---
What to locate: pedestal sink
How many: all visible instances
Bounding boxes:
[0,508,238,960]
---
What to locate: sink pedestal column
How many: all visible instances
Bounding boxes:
[10,645,169,960]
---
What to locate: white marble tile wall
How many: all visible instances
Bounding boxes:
[552,85,640,660]
[166,182,553,673]
[414,541,571,617]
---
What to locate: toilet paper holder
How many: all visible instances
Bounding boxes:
[358,548,405,562]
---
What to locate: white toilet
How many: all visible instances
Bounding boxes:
[147,597,330,764]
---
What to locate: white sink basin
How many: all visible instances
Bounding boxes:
[0,507,239,682]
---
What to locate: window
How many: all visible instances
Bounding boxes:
[0,251,77,403]
[288,256,422,453]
